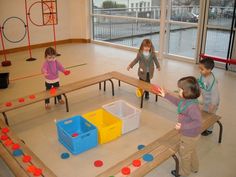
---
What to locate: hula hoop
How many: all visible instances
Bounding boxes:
[28,1,52,27]
[2,16,27,43]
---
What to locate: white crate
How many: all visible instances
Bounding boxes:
[102,100,141,134]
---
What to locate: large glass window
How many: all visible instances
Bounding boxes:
[204,0,234,58]
[91,0,235,62]
[165,0,200,59]
[92,0,160,50]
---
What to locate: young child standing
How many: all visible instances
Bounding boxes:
[198,57,220,136]
[154,76,201,177]
[127,39,160,99]
[41,47,70,109]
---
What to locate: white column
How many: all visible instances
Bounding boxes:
[159,0,167,60]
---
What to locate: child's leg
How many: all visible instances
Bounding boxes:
[53,82,62,101]
[179,135,199,176]
[144,72,150,98]
[191,136,200,173]
[45,82,51,104]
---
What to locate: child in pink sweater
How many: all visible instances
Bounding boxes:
[41,47,70,109]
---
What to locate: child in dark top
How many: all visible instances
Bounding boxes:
[198,57,220,136]
[127,39,160,99]
[153,76,201,177]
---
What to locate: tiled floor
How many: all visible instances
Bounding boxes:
[0,43,236,177]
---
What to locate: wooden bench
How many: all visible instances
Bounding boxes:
[0,119,57,177]
[0,73,115,126]
[97,112,222,177]
[102,71,160,108]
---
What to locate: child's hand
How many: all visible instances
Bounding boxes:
[44,72,49,76]
[127,66,131,71]
[175,123,181,130]
[64,70,70,75]
[158,88,166,97]
[151,85,165,97]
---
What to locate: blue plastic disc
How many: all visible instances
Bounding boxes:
[13,149,23,157]
[61,152,70,159]
[142,154,154,162]
[137,144,145,150]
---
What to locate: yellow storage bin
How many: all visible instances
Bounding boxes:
[83,109,122,144]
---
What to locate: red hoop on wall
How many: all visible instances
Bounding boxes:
[28,1,52,27]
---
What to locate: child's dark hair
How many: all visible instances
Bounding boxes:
[139,39,155,56]
[45,47,56,58]
[178,76,201,99]
[199,57,215,70]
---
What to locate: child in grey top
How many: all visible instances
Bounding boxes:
[198,57,220,136]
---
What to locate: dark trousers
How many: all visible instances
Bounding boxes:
[139,72,150,98]
[45,82,62,104]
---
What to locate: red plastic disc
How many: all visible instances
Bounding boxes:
[18,98,25,103]
[50,87,57,95]
[121,167,131,175]
[22,155,32,163]
[29,95,36,99]
[27,165,36,173]
[0,135,9,141]
[33,168,42,176]
[12,143,20,150]
[132,159,141,167]
[5,102,12,107]
[72,133,79,137]
[1,127,9,134]
[4,139,13,146]
[94,160,103,167]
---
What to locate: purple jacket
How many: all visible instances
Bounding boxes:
[41,60,65,81]
[165,93,201,137]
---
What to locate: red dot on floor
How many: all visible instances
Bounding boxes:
[0,135,9,141]
[4,139,13,146]
[27,165,36,173]
[94,160,103,167]
[22,155,32,163]
[1,127,9,134]
[33,168,42,176]
[5,102,12,107]
[72,133,79,137]
[121,167,131,175]
[12,143,20,150]
[132,159,141,167]
[18,98,25,103]
[29,95,36,99]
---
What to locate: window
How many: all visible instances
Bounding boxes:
[92,0,161,50]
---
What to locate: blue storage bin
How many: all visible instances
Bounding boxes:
[56,115,98,155]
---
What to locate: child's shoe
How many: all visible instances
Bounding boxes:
[45,104,51,110]
[201,130,213,136]
[59,99,65,104]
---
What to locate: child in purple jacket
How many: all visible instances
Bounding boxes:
[41,47,70,109]
[153,76,201,177]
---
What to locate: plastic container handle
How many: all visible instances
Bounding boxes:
[64,119,73,124]
[81,133,90,139]
[108,125,117,131]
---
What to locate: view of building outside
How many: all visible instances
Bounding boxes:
[92,0,234,59]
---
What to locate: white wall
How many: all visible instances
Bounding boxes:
[0,0,90,50]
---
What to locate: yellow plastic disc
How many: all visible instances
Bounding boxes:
[136,88,143,97]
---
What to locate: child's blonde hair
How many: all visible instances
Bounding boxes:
[139,39,155,56]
